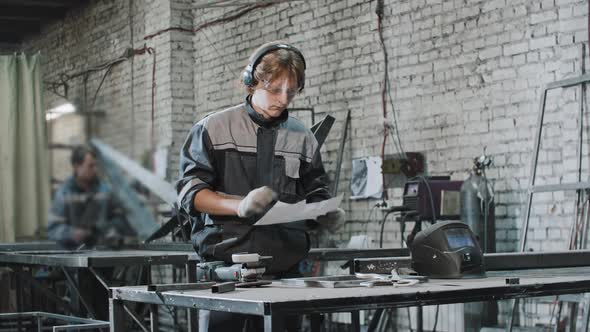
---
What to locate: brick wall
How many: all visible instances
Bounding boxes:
[13,0,588,257]
[183,0,589,255]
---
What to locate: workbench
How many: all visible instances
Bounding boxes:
[109,266,590,332]
[0,245,200,330]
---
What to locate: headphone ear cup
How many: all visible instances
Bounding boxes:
[242,65,254,86]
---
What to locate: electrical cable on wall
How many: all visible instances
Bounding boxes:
[143,3,273,40]
[375,0,388,201]
[133,45,158,155]
[44,45,158,155]
[375,0,407,202]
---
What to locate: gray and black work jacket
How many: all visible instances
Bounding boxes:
[177,98,331,274]
[47,176,129,249]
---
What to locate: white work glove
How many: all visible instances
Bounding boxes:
[316,208,346,232]
[237,186,278,218]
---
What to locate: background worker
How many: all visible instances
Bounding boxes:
[47,144,138,320]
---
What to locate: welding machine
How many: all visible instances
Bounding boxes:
[410,221,485,279]
[402,177,463,222]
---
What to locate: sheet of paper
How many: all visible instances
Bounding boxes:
[254,195,343,226]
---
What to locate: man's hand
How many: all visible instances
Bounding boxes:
[237,186,278,218]
[316,208,346,232]
[72,228,91,243]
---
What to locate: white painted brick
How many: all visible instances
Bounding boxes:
[530,35,557,49]
[504,41,529,55]
[531,10,558,24]
[483,0,506,12]
[479,46,502,60]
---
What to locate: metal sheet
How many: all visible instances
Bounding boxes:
[91,140,160,240]
[91,139,176,206]
[281,275,367,288]
[310,115,335,149]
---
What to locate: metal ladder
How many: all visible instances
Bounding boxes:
[509,73,590,331]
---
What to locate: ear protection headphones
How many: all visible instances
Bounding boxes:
[242,43,306,89]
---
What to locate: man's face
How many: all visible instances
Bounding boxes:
[251,72,300,119]
[74,153,98,183]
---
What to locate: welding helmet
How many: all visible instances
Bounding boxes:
[410,221,485,279]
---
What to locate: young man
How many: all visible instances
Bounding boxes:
[177,42,344,278]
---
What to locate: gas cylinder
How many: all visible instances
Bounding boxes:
[460,155,496,253]
[461,155,498,328]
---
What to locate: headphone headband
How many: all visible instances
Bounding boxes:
[242,43,306,88]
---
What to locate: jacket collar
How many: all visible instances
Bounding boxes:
[245,96,288,128]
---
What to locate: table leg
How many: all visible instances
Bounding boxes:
[351,310,361,332]
[15,266,23,332]
[150,304,159,331]
[109,298,125,332]
[186,261,198,332]
[264,312,283,332]
[310,314,322,332]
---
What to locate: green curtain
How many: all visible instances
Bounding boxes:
[0,54,50,242]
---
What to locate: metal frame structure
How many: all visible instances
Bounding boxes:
[0,312,108,332]
[109,267,590,332]
[515,73,590,332]
[520,73,590,251]
[0,242,407,331]
[0,248,199,331]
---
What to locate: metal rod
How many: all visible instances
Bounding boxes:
[61,267,98,320]
[520,88,548,252]
[122,303,150,332]
[0,312,107,325]
[332,110,351,196]
[531,181,590,193]
[546,73,590,89]
[52,322,110,331]
[87,266,110,290]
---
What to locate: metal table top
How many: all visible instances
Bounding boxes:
[0,242,59,252]
[0,249,199,268]
[110,267,590,317]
